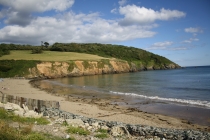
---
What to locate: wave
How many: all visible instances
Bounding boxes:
[110,91,210,108]
[44,80,210,108]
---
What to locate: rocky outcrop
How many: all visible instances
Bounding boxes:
[27,60,180,79]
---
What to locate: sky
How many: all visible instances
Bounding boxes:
[0,0,209,67]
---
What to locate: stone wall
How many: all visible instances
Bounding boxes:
[0,93,60,112]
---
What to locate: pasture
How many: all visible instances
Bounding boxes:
[0,50,109,61]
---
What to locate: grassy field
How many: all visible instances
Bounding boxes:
[0,50,109,61]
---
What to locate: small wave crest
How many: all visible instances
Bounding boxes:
[110,91,210,108]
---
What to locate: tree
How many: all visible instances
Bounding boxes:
[44,42,49,48]
[31,48,43,54]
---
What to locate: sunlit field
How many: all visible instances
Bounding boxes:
[0,50,109,61]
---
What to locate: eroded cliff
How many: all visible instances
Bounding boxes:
[27,60,180,79]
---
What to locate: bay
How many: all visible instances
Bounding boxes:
[40,66,210,125]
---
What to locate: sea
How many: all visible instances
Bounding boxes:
[39,66,210,125]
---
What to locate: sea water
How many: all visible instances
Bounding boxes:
[42,66,210,125]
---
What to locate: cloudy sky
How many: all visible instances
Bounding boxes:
[0,0,209,66]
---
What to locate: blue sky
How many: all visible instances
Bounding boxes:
[0,0,209,66]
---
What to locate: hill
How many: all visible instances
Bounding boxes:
[50,43,180,70]
[0,43,180,78]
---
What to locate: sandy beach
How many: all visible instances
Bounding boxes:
[0,78,209,132]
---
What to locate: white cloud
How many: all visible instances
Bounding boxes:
[0,1,186,46]
[118,0,127,6]
[182,38,199,43]
[147,41,173,50]
[0,11,157,45]
[170,47,187,50]
[111,8,117,14]
[184,27,203,33]
[119,5,186,25]
[0,0,74,13]
[0,0,74,26]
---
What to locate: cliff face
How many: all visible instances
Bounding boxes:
[27,60,180,79]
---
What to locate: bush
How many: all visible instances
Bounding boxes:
[32,48,43,54]
[0,60,40,78]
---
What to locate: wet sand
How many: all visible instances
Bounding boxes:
[0,78,209,132]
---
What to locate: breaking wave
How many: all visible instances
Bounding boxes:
[110,91,210,108]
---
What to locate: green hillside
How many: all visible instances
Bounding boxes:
[50,43,178,68]
[0,43,180,78]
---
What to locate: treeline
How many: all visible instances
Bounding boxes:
[0,43,49,55]
[50,43,173,66]
[0,43,37,50]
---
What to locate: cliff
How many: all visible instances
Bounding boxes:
[27,60,180,79]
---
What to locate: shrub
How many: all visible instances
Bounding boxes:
[32,48,43,54]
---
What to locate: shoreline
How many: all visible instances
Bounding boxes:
[0,78,209,132]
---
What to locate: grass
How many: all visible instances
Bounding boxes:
[0,108,50,125]
[0,108,110,139]
[66,125,90,136]
[94,129,109,139]
[94,133,109,139]
[0,108,64,140]
[0,121,65,140]
[0,50,109,61]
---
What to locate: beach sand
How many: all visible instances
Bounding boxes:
[0,78,209,132]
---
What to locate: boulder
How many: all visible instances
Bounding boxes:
[4,104,13,110]
[65,119,84,127]
[110,125,130,137]
[91,122,100,129]
[24,110,42,118]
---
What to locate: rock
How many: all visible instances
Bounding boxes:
[22,104,29,112]
[14,110,24,117]
[84,123,90,128]
[11,103,23,111]
[91,122,99,129]
[110,125,130,137]
[87,126,93,131]
[100,125,109,130]
[66,134,70,139]
[54,118,65,124]
[4,104,13,110]
[53,129,58,132]
[65,119,84,127]
[24,110,42,118]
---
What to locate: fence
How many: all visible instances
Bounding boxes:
[0,92,60,112]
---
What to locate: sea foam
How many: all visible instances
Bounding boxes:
[110,91,210,108]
